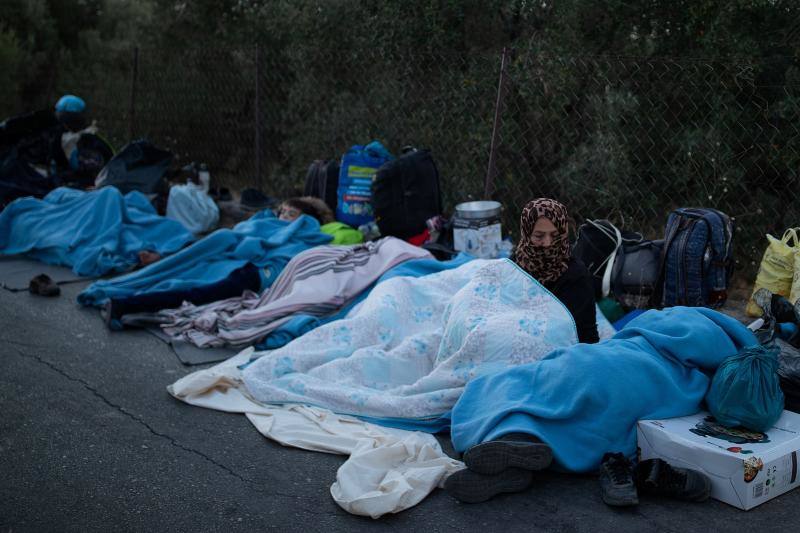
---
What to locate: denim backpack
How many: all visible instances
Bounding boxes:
[659,207,735,308]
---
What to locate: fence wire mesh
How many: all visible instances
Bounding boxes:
[52,46,800,278]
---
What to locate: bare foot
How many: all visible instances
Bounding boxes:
[138,250,162,266]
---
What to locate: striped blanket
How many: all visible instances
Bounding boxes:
[160,237,432,347]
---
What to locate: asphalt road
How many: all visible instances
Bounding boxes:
[2,280,799,532]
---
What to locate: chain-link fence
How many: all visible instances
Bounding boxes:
[50,46,800,278]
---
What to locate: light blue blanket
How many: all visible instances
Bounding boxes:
[0,187,193,277]
[78,211,332,307]
[242,259,609,423]
[450,307,757,473]
[254,253,475,350]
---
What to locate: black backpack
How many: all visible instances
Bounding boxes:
[0,146,59,208]
[95,140,172,195]
[611,238,664,309]
[303,159,340,213]
[573,219,663,308]
[68,133,114,187]
[572,219,622,300]
[372,147,442,239]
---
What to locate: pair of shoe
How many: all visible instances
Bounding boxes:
[28,274,60,297]
[445,433,553,503]
[599,453,711,507]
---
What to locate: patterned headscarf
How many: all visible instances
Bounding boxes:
[513,198,570,285]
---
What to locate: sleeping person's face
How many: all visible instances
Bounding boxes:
[531,217,561,247]
[278,205,302,222]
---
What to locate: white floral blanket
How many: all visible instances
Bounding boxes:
[241,259,613,422]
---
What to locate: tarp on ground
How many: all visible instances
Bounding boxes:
[0,186,193,277]
[78,211,333,307]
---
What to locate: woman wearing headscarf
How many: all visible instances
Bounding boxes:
[442,199,599,501]
[444,201,714,507]
[511,198,598,344]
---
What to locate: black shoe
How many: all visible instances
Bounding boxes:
[754,288,799,325]
[28,274,60,297]
[100,300,124,331]
[794,297,800,325]
[771,293,799,324]
[463,433,553,475]
[444,467,533,504]
[637,458,711,502]
[599,452,639,507]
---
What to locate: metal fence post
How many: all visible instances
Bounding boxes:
[128,46,139,141]
[254,43,262,191]
[484,47,509,199]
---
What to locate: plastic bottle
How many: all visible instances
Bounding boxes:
[198,163,210,193]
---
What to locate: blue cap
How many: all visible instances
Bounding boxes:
[55,95,86,113]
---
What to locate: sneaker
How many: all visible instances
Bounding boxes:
[463,433,553,475]
[637,458,711,502]
[598,452,639,507]
[444,467,533,504]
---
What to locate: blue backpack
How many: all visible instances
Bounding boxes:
[660,207,735,308]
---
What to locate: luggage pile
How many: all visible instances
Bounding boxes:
[573,207,736,314]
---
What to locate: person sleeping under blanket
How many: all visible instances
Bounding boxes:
[444,306,757,506]
[100,197,359,329]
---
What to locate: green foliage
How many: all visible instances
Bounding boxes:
[1,0,797,275]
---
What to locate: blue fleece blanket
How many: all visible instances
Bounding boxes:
[78,212,332,307]
[450,307,757,473]
[254,253,475,350]
[0,187,193,277]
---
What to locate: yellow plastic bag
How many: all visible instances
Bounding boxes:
[792,251,800,305]
[746,228,799,316]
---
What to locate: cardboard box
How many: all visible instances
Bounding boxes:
[637,410,800,510]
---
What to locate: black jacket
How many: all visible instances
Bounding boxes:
[546,257,600,344]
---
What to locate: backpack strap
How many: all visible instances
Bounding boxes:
[585,219,622,298]
[653,211,685,307]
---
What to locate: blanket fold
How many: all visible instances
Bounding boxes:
[167,349,464,519]
[254,253,476,351]
[160,237,432,348]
